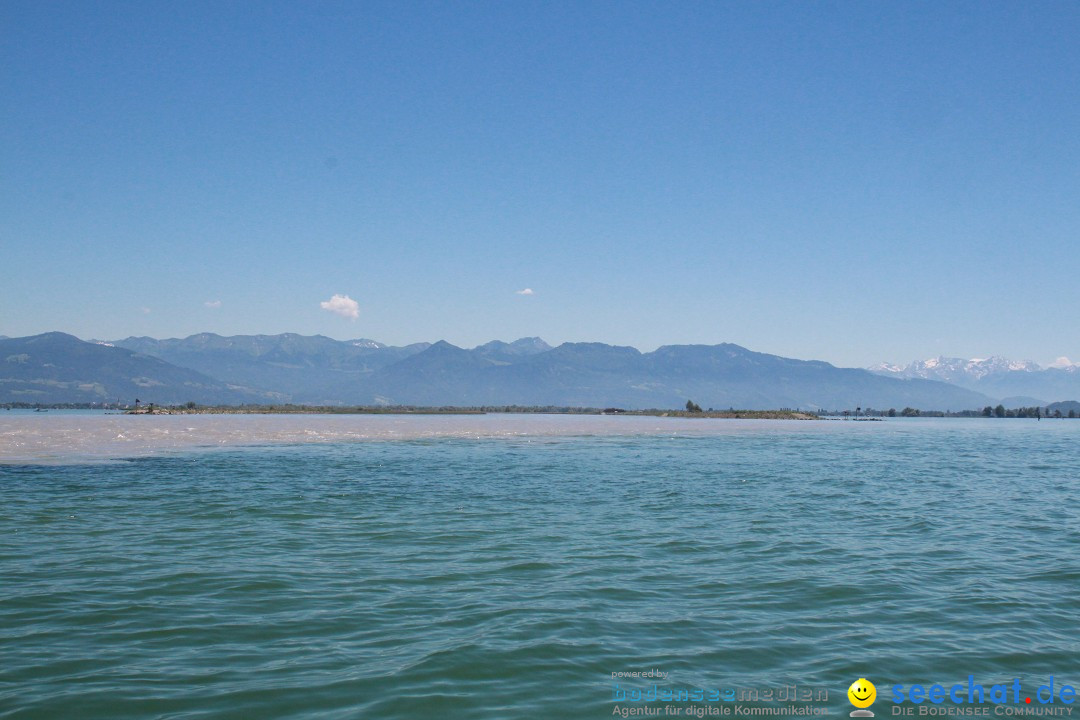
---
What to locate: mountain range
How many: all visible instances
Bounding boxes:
[868,356,1080,405]
[0,332,272,405]
[0,331,1020,411]
[110,333,433,405]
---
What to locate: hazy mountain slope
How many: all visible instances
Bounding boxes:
[353,341,992,410]
[1047,400,1080,415]
[0,333,269,405]
[111,333,430,404]
[473,337,553,363]
[644,344,991,411]
[358,341,511,405]
[973,368,1079,405]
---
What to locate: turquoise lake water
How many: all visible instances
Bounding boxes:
[1,416,1078,719]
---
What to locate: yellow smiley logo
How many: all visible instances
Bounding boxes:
[848,678,876,715]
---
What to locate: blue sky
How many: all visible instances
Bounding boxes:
[3,1,1078,368]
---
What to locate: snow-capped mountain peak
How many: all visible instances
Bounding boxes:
[869,355,1041,382]
[867,362,905,374]
[869,354,1080,401]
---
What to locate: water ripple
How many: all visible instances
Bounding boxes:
[2,418,1079,718]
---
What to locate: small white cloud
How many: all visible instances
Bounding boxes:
[204,300,222,308]
[320,293,360,319]
[516,288,535,296]
[1049,356,1077,369]
[141,307,151,314]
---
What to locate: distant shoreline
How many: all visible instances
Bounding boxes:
[7,402,1074,419]
[131,405,821,420]
[1,403,816,420]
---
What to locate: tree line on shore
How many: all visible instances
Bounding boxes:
[841,405,1078,418]
[3,401,1078,418]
